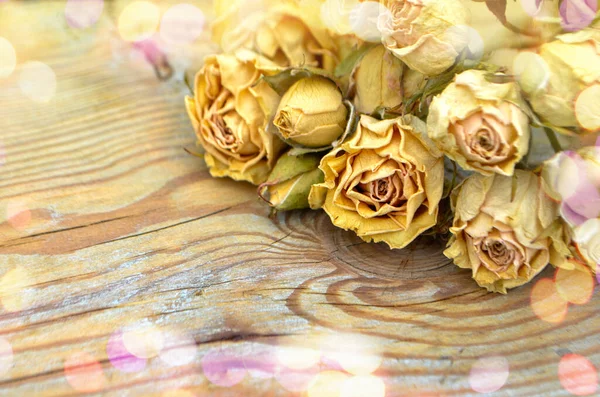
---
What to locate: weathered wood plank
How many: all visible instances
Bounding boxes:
[0,1,598,396]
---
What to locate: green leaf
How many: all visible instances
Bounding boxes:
[484,73,514,84]
[262,68,332,96]
[258,168,325,211]
[264,152,322,185]
[334,42,378,78]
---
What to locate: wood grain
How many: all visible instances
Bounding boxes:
[0,1,598,396]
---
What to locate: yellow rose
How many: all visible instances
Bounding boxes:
[274,76,348,148]
[352,44,424,114]
[309,115,444,249]
[541,146,600,271]
[518,29,600,132]
[379,0,470,76]
[212,0,344,72]
[185,49,286,185]
[427,70,531,176]
[462,0,562,54]
[445,171,571,293]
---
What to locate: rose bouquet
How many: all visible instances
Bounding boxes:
[185,0,600,293]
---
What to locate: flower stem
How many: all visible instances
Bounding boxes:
[543,127,562,153]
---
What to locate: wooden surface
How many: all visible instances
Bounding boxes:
[0,1,598,396]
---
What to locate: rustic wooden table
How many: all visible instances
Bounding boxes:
[0,1,598,396]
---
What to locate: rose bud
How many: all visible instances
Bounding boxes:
[445,170,571,293]
[274,76,349,148]
[517,29,600,133]
[258,152,324,211]
[427,70,531,176]
[542,146,600,271]
[185,49,286,185]
[379,0,470,76]
[309,114,444,249]
[352,44,424,115]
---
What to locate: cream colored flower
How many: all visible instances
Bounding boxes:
[352,44,424,114]
[212,0,345,72]
[445,171,571,293]
[463,0,562,55]
[573,218,600,270]
[428,70,531,176]
[379,0,470,76]
[518,28,600,132]
[309,115,444,249]
[542,146,600,271]
[274,76,348,148]
[185,50,286,185]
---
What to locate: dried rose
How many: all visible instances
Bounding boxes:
[445,171,571,293]
[463,0,562,54]
[572,218,600,270]
[352,44,424,115]
[274,76,348,148]
[185,49,286,185]
[518,29,600,132]
[427,70,531,176]
[542,146,600,271]
[309,114,444,249]
[212,0,346,72]
[379,0,470,76]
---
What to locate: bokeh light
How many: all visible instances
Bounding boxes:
[243,345,278,379]
[201,347,246,387]
[107,330,147,373]
[307,370,349,397]
[122,324,164,359]
[6,201,31,231]
[0,337,14,377]
[19,61,57,103]
[512,52,550,94]
[158,331,197,367]
[64,352,106,393]
[275,365,320,393]
[340,375,386,397]
[329,351,382,376]
[0,37,16,78]
[575,84,600,132]
[348,1,391,42]
[118,1,160,42]
[162,389,196,397]
[530,278,569,324]
[276,346,321,370]
[444,25,484,61]
[320,334,381,376]
[555,266,595,305]
[558,354,598,396]
[0,267,31,313]
[320,0,357,35]
[520,0,546,17]
[159,4,206,46]
[560,0,597,32]
[468,356,510,394]
[65,0,104,29]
